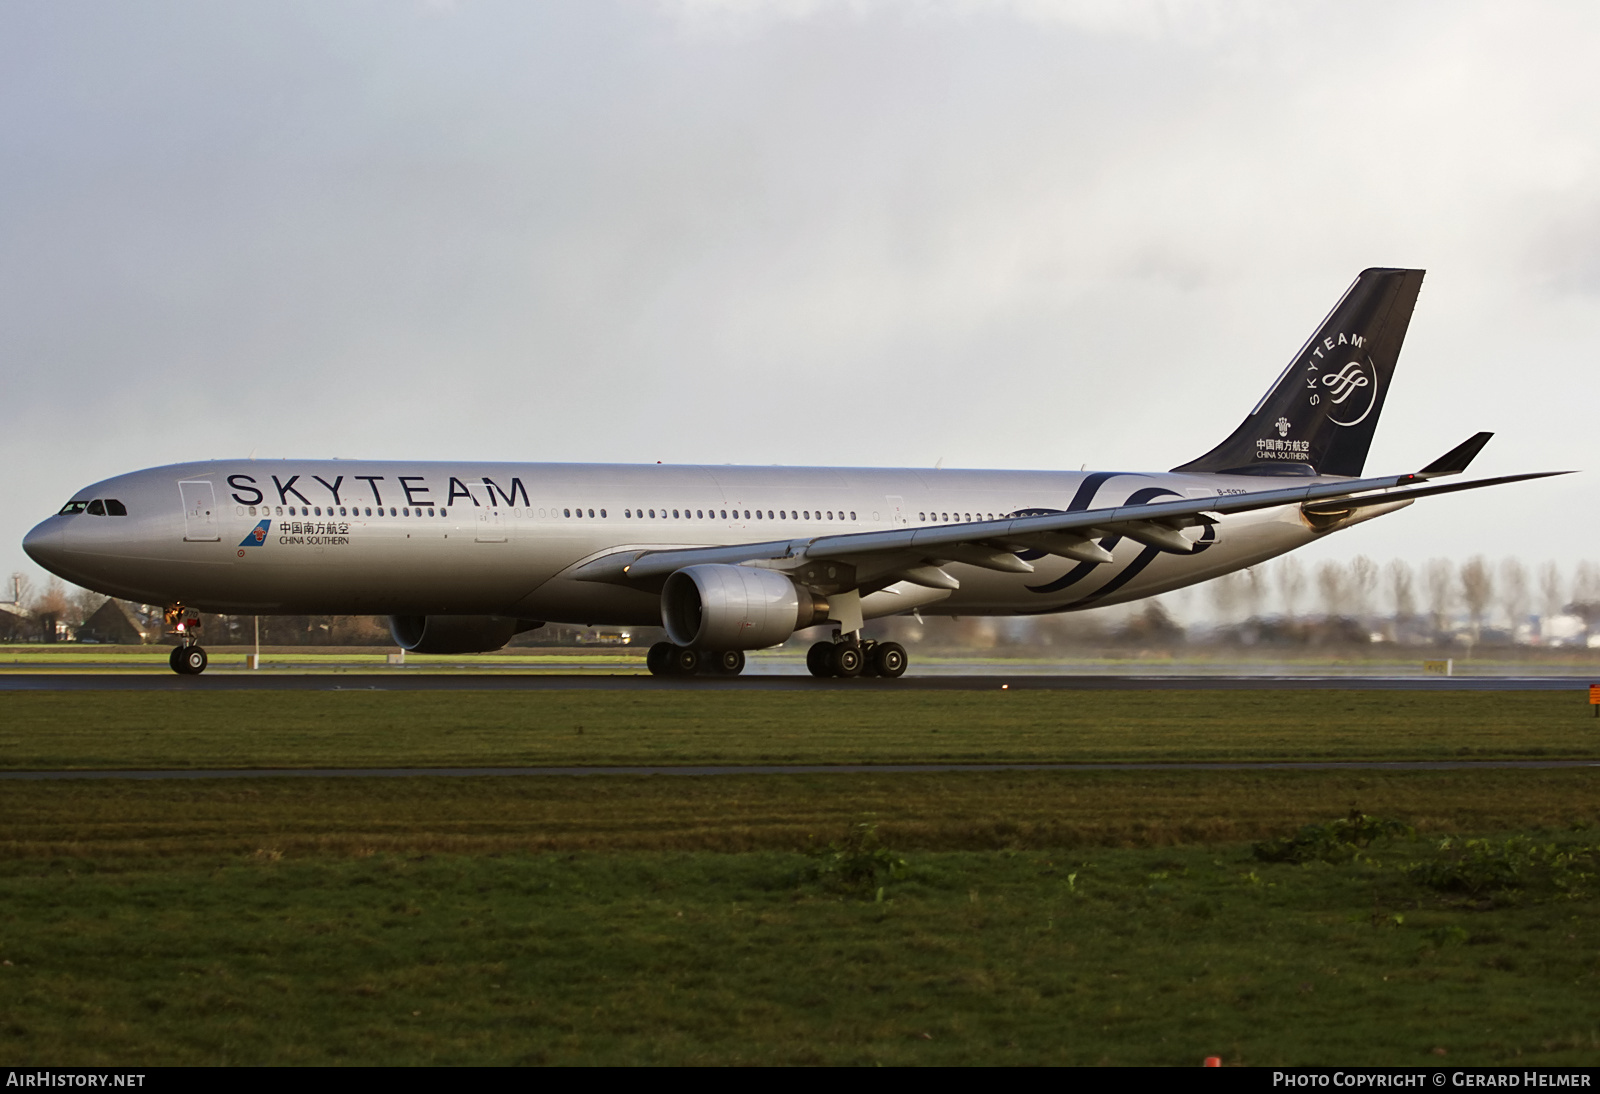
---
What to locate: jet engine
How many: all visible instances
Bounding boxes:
[661,564,828,650]
[388,615,544,654]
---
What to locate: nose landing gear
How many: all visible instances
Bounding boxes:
[165,606,208,675]
[169,645,209,675]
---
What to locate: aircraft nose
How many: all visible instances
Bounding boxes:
[22,519,65,572]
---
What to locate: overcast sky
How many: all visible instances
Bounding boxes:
[3,0,1597,595]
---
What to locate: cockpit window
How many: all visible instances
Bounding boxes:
[58,500,89,515]
[105,499,127,516]
[87,500,106,515]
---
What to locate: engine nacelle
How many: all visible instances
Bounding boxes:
[388,615,544,654]
[661,564,827,650]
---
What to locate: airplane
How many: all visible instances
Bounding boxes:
[21,268,1563,678]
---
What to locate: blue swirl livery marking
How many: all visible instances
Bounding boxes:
[1024,485,1214,603]
[1024,480,1164,596]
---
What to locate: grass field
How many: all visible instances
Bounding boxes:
[3,768,1595,857]
[2,689,1598,1065]
[2,689,1599,769]
[2,806,1598,1065]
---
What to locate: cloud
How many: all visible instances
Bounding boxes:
[2,0,1598,584]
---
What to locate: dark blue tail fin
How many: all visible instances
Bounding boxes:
[1173,268,1425,477]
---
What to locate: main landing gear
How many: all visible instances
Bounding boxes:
[165,605,208,675]
[806,636,907,679]
[646,642,746,677]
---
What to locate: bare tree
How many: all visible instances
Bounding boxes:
[1538,561,1565,626]
[68,585,106,627]
[1243,567,1266,620]
[1347,556,1378,623]
[1278,557,1305,622]
[1498,558,1530,637]
[1570,561,1600,637]
[1388,559,1416,622]
[28,577,68,618]
[1209,570,1244,626]
[1459,556,1494,641]
[1424,558,1456,634]
[1316,559,1347,620]
[1573,561,1600,610]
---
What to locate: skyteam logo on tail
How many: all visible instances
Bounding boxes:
[1321,356,1378,427]
[239,520,271,547]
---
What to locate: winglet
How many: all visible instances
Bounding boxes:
[1418,432,1493,478]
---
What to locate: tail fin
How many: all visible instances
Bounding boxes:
[1172,268,1425,477]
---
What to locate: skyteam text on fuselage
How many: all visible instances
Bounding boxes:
[22,269,1565,677]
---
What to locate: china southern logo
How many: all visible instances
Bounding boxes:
[238,520,271,547]
[1321,358,1378,427]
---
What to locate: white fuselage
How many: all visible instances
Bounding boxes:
[23,459,1353,626]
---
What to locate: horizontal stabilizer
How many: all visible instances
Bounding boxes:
[1417,432,1493,478]
[1301,470,1571,515]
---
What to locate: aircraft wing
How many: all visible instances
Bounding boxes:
[578,465,1569,589]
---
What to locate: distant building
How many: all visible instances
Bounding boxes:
[77,599,148,644]
[0,602,31,643]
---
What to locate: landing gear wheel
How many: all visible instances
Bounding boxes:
[870,641,908,679]
[714,650,746,676]
[174,645,208,676]
[647,641,676,677]
[169,646,185,674]
[671,646,701,675]
[806,641,835,678]
[829,643,864,679]
[858,640,881,677]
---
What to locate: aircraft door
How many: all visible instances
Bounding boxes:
[179,481,220,542]
[886,495,907,525]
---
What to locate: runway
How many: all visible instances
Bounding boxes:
[0,672,1593,691]
[3,759,1595,780]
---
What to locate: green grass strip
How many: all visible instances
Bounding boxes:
[2,690,1598,769]
[0,838,1596,1065]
